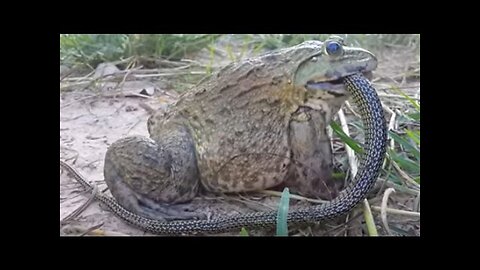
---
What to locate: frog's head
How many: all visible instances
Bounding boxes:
[292,36,377,97]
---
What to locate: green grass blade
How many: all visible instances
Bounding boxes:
[387,150,420,174]
[206,45,215,75]
[330,121,364,154]
[414,176,420,184]
[390,86,420,112]
[276,188,290,236]
[363,200,378,236]
[226,44,235,62]
[389,131,420,161]
[239,227,249,236]
[407,112,420,122]
[405,130,420,146]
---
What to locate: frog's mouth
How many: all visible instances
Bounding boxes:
[305,71,373,96]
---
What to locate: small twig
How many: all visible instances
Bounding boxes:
[235,194,276,211]
[344,208,365,236]
[338,108,358,177]
[344,101,361,118]
[61,184,90,197]
[379,178,420,196]
[115,65,137,91]
[344,213,351,236]
[382,102,395,116]
[383,104,397,150]
[61,69,95,83]
[179,58,205,66]
[79,223,105,236]
[112,102,127,116]
[401,62,411,85]
[63,155,79,166]
[327,124,334,157]
[60,81,96,91]
[60,65,84,82]
[86,228,130,236]
[381,188,396,235]
[133,71,206,78]
[377,93,420,100]
[61,94,101,109]
[321,212,364,236]
[138,102,156,115]
[110,56,136,66]
[260,188,417,218]
[124,117,147,136]
[137,56,203,68]
[414,85,421,100]
[413,192,421,212]
[61,92,151,110]
[60,184,98,227]
[394,109,404,120]
[371,206,420,218]
[60,145,78,155]
[375,76,401,86]
[169,64,194,71]
[391,160,420,189]
[102,92,153,99]
[61,223,129,236]
[258,190,328,204]
[111,68,171,74]
[389,70,419,82]
[295,226,314,236]
[61,64,142,83]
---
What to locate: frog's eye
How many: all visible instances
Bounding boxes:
[325,41,343,56]
[310,56,318,62]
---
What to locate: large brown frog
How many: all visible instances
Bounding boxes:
[104,36,377,220]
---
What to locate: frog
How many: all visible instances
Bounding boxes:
[103,36,377,221]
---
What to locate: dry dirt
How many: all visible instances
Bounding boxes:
[60,41,420,236]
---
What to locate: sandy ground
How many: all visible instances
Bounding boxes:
[60,40,420,236]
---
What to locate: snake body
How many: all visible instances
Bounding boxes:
[60,73,387,235]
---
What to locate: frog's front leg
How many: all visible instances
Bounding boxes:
[284,107,344,200]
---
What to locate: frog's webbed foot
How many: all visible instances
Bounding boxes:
[133,193,205,221]
[99,175,205,221]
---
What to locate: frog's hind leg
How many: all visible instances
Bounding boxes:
[104,125,204,221]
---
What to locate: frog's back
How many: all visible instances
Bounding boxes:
[148,41,325,193]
